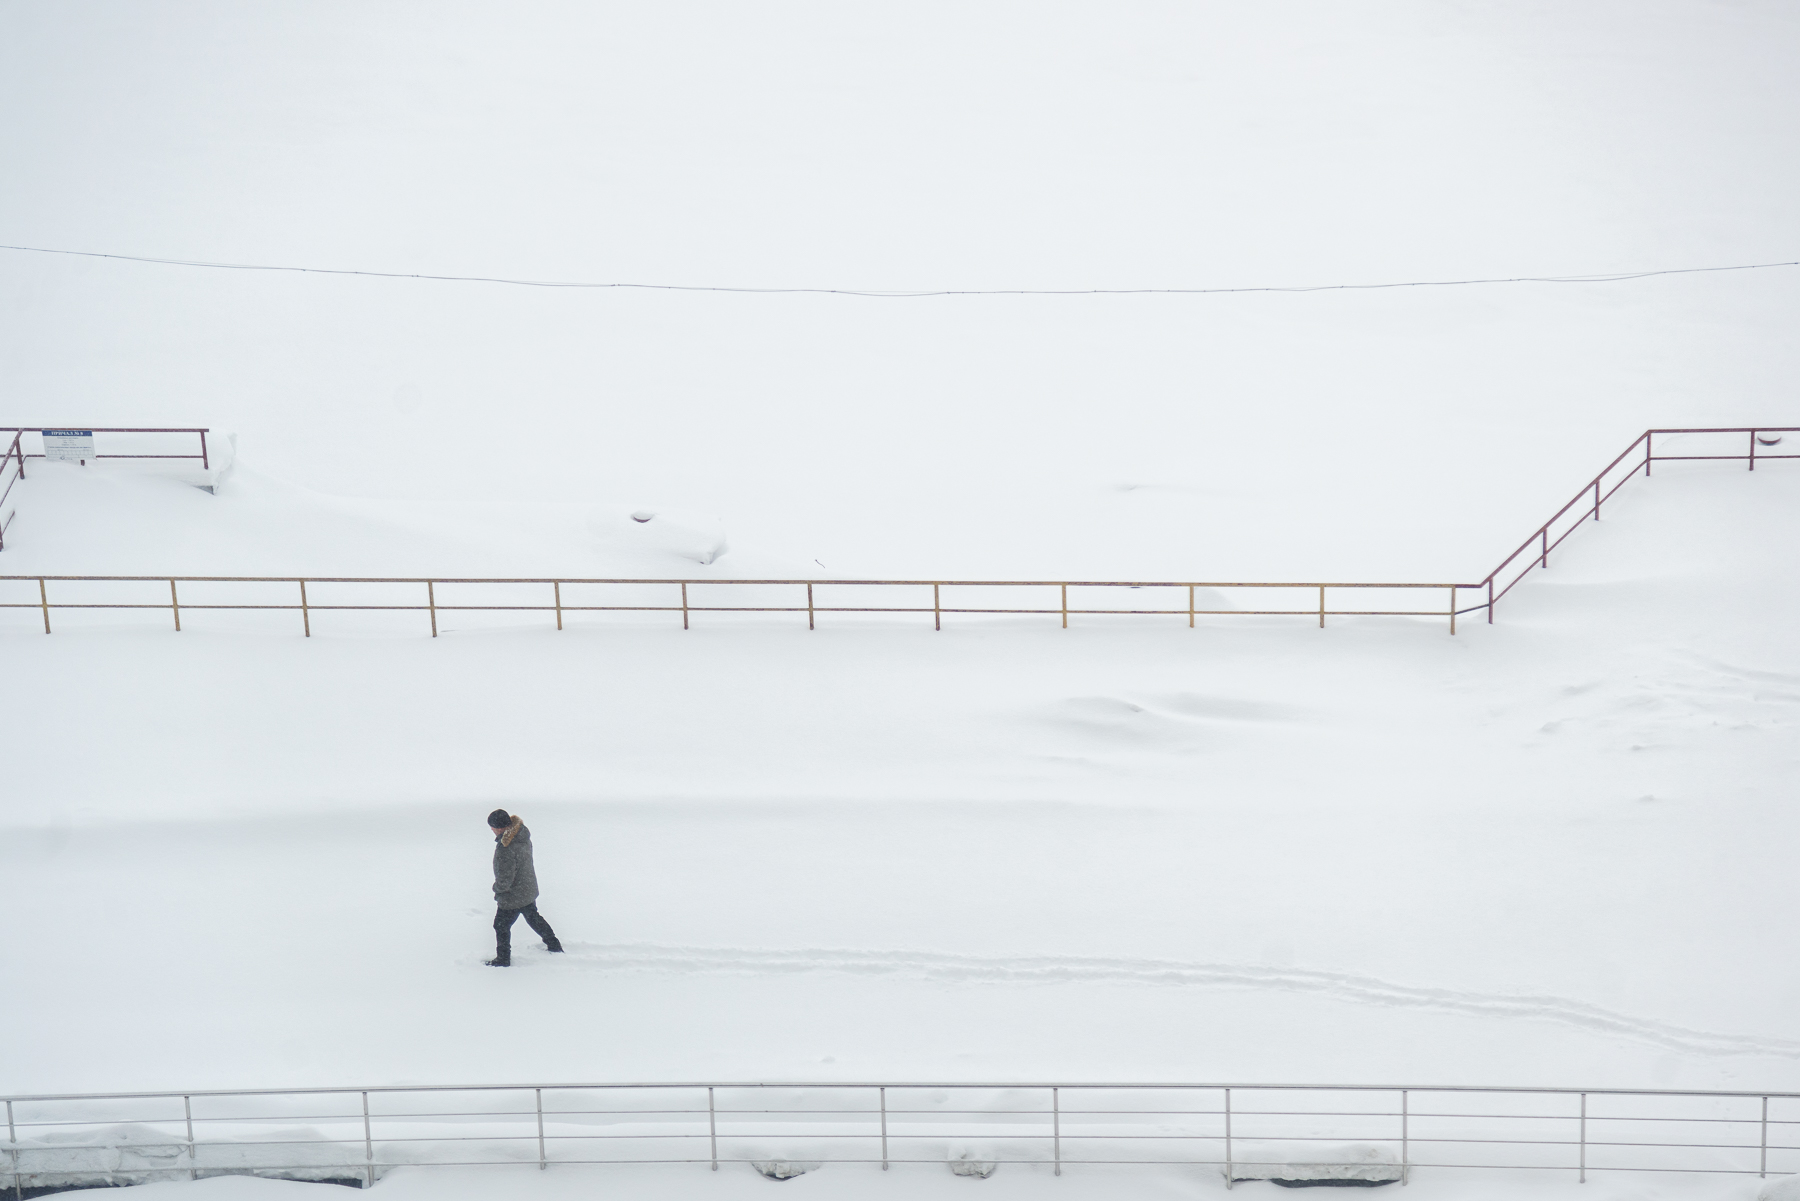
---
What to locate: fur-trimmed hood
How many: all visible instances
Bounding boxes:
[496,816,524,847]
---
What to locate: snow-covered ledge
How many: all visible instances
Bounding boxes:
[1229,1142,1403,1188]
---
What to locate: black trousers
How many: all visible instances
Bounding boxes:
[494,902,558,951]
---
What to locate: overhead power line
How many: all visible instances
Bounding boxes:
[1,242,1795,298]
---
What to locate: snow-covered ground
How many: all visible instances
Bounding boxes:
[20,1166,1790,1201]
[4,460,1797,1100]
[3,4,1799,1198]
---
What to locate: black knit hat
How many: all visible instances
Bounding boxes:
[487,808,511,829]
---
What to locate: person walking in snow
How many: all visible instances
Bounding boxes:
[485,808,563,966]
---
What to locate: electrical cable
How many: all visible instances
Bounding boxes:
[1,241,1795,298]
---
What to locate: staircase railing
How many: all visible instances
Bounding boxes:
[1477,426,1797,621]
[0,426,1791,636]
[0,431,23,552]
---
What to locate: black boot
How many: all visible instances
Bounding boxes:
[485,942,511,967]
[545,938,564,953]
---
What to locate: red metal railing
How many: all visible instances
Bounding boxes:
[1476,426,1797,621]
[0,426,211,467]
[0,427,212,553]
[0,577,1476,636]
[0,431,23,551]
[0,426,1791,635]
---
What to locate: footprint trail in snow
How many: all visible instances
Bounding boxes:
[550,943,1800,1060]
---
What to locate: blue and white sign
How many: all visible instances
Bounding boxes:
[42,429,95,462]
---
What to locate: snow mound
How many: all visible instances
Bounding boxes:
[948,1151,998,1178]
[591,507,730,566]
[12,1121,356,1190]
[1229,1142,1403,1186]
[751,1159,820,1180]
[1759,1175,1800,1201]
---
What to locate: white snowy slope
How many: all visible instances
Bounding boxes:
[1,461,1796,1100]
[0,2,1798,582]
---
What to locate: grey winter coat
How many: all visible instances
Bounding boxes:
[492,818,541,909]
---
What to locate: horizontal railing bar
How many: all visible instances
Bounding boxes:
[9,1082,1799,1102]
[28,1123,1770,1142]
[0,576,1476,588]
[10,1158,1789,1175]
[21,1131,1718,1150]
[19,1108,1783,1131]
[20,454,204,460]
[17,1126,1774,1147]
[0,604,1479,618]
[1645,426,1800,434]
[0,603,1461,615]
[1652,453,1800,462]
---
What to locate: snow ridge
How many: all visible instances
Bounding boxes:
[567,944,1799,1059]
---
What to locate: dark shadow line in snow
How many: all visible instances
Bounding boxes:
[566,944,1799,1059]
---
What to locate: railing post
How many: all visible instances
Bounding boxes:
[170,579,181,632]
[553,582,563,631]
[1760,1096,1769,1177]
[427,581,438,637]
[536,1088,546,1170]
[1449,586,1456,636]
[933,583,941,631]
[1052,1087,1061,1176]
[361,1091,374,1188]
[1318,585,1325,629]
[1750,429,1758,471]
[1646,430,1653,476]
[1060,584,1068,629]
[8,1097,20,1201]
[807,582,815,631]
[1487,577,1494,624]
[1541,528,1548,569]
[1593,479,1601,520]
[38,578,49,634]
[708,1087,718,1170]
[1224,1087,1233,1189]
[199,430,209,471]
[299,580,311,637]
[879,1087,888,1171]
[184,1095,196,1180]
[1577,1093,1586,1183]
[1189,583,1195,628]
[681,582,690,631]
[1399,1089,1409,1185]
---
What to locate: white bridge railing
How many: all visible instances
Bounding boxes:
[5,1081,1798,1193]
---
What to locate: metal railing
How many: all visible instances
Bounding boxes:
[0,427,1791,638]
[0,576,1479,635]
[1477,425,1796,620]
[4,1080,1797,1194]
[0,427,211,468]
[0,432,21,552]
[0,428,213,556]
